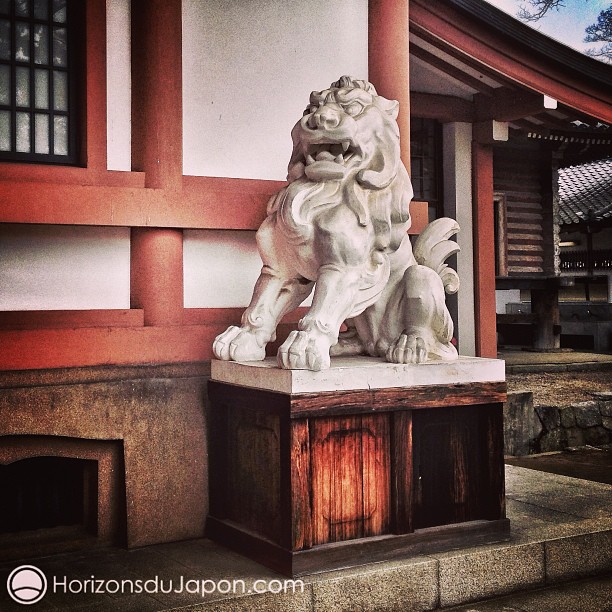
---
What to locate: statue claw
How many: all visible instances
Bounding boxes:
[277,330,331,371]
[213,326,266,362]
[386,333,427,364]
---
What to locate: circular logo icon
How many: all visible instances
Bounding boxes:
[6,565,47,605]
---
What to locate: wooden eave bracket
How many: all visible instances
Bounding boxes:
[411,92,475,122]
[475,88,557,122]
[474,119,509,144]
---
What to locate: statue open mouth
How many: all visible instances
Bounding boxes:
[303,141,359,181]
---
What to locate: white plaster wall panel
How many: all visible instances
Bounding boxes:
[106,0,131,171]
[184,229,314,308]
[182,0,368,180]
[183,230,263,308]
[0,225,130,310]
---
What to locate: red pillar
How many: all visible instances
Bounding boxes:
[131,0,183,191]
[368,0,411,169]
[472,139,497,358]
[129,1,184,328]
[131,228,184,326]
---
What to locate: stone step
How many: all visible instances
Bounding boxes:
[0,466,610,611]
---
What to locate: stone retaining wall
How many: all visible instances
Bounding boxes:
[504,391,612,456]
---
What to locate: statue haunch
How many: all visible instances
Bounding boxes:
[214,76,460,371]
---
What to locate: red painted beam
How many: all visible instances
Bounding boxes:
[0,318,308,370]
[181,176,284,230]
[0,326,214,370]
[0,309,144,330]
[0,165,145,186]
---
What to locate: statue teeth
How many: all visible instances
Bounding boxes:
[306,154,315,165]
[342,141,350,152]
[335,154,344,164]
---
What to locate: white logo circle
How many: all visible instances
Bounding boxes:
[6,565,48,605]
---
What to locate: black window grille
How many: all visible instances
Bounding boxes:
[0,0,80,164]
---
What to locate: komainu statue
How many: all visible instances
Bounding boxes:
[214,76,460,371]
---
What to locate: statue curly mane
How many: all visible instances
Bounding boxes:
[268,77,413,253]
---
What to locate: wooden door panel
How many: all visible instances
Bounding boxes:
[311,415,390,545]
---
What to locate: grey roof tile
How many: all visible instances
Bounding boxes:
[558,158,612,225]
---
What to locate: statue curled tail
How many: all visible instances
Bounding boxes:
[412,217,460,294]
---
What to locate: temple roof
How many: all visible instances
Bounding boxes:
[558,158,612,225]
[410,0,612,129]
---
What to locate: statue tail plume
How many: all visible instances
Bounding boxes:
[413,218,460,295]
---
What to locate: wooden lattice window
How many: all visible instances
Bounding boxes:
[0,0,81,164]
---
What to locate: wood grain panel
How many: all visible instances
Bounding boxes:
[361,414,391,537]
[391,411,413,534]
[290,420,312,550]
[311,417,364,544]
[207,380,508,575]
[413,406,481,528]
[310,415,391,545]
[480,404,506,520]
[290,382,507,417]
[226,406,282,543]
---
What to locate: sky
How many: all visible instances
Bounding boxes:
[485,0,610,55]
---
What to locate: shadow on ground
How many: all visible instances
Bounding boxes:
[506,447,612,485]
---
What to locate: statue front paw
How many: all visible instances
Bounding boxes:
[213,326,266,362]
[277,330,331,371]
[386,333,427,364]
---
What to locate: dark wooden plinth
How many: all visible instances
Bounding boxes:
[207,378,508,577]
[206,516,510,577]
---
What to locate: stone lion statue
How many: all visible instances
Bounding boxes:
[214,76,460,370]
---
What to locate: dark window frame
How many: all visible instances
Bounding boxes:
[410,117,443,220]
[0,0,82,165]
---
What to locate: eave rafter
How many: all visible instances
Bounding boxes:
[410,43,496,95]
[410,24,518,91]
[409,0,612,123]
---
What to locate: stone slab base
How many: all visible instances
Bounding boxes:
[211,355,505,394]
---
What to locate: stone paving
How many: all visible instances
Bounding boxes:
[500,349,612,374]
[1,465,611,611]
[447,573,612,611]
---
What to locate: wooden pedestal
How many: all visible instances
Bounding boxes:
[207,358,508,576]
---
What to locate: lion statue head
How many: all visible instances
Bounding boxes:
[270,76,413,253]
[288,76,401,188]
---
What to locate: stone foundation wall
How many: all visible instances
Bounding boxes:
[504,391,612,456]
[0,363,209,549]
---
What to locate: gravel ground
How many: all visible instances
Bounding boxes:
[507,370,612,407]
